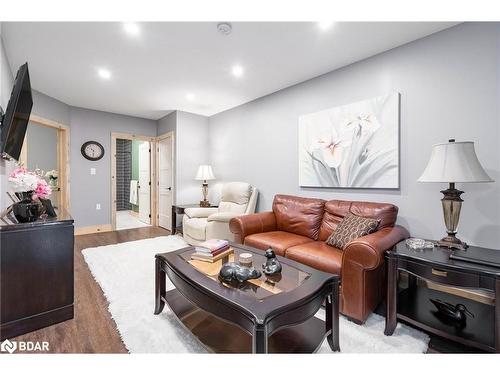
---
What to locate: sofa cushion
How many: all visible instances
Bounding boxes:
[286,241,343,275]
[183,218,208,241]
[244,231,314,256]
[319,200,399,241]
[272,195,325,240]
[325,213,379,250]
[318,200,352,241]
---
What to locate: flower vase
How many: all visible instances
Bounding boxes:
[13,190,39,223]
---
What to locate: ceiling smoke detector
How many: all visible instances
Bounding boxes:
[217,22,232,36]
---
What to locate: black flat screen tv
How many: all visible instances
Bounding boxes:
[0,62,33,161]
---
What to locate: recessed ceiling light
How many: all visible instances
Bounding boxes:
[231,65,244,78]
[123,22,140,36]
[97,68,112,80]
[317,21,335,31]
[186,93,196,101]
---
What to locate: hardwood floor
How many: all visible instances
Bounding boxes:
[10,226,170,353]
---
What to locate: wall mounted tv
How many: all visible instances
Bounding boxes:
[0,63,33,161]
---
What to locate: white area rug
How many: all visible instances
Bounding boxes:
[116,210,150,230]
[82,235,429,353]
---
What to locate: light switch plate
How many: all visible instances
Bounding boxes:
[90,168,96,175]
[96,203,101,210]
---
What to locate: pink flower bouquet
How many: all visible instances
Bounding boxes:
[9,166,52,200]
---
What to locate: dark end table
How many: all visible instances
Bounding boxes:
[154,242,340,353]
[385,240,500,353]
[171,204,218,235]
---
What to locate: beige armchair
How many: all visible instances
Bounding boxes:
[182,182,258,246]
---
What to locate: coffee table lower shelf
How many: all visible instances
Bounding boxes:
[165,289,329,353]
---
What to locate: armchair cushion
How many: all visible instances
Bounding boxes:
[183,217,208,241]
[184,207,218,218]
[221,182,252,204]
[207,212,240,223]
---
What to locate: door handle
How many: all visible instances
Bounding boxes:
[431,269,448,277]
[167,187,172,191]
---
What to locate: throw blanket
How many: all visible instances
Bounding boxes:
[129,180,138,205]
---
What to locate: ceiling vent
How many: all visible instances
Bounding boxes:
[217,22,232,36]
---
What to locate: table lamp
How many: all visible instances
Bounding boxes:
[418,139,493,250]
[195,165,215,207]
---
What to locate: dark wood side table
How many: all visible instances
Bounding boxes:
[171,204,217,235]
[385,241,500,353]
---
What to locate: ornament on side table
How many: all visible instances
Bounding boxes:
[218,262,262,284]
[430,298,474,323]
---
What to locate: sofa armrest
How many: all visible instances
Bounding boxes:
[184,207,218,218]
[207,212,241,223]
[229,211,277,244]
[342,225,410,271]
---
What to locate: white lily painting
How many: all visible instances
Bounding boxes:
[299,93,400,188]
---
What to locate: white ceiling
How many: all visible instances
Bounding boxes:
[2,22,457,120]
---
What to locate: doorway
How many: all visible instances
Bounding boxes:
[111,133,156,231]
[19,115,70,212]
[157,132,174,230]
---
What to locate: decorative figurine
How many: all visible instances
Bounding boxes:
[218,263,262,284]
[262,248,282,275]
[430,298,474,322]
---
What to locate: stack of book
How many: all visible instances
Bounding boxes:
[191,239,232,263]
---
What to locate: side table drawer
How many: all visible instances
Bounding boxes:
[404,260,480,288]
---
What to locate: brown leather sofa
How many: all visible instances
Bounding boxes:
[229,194,409,323]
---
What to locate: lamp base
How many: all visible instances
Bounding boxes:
[437,235,468,251]
[438,183,468,251]
[199,200,211,207]
[199,181,210,207]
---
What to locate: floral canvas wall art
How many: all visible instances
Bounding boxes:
[298,93,400,188]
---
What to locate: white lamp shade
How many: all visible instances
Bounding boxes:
[195,165,215,181]
[418,141,493,183]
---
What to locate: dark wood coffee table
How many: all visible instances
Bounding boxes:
[154,242,340,353]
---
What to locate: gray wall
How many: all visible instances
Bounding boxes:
[70,107,157,227]
[26,123,57,172]
[175,110,210,204]
[157,110,211,205]
[0,24,13,110]
[32,89,71,125]
[157,111,176,135]
[209,23,500,248]
[0,28,15,212]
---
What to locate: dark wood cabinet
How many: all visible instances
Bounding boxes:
[0,210,75,340]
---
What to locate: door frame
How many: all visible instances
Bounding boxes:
[110,132,157,231]
[20,114,71,212]
[155,131,175,230]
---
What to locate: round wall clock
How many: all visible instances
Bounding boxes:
[81,141,105,161]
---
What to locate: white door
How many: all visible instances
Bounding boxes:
[138,142,151,224]
[158,135,173,229]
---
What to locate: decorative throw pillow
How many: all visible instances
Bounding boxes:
[325,212,380,250]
